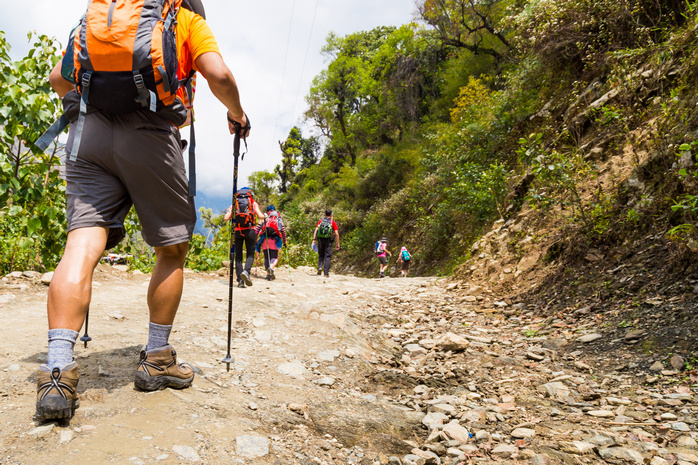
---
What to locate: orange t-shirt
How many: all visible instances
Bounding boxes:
[175,7,220,114]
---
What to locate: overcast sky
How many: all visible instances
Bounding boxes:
[1,0,418,199]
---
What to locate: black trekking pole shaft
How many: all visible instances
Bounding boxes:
[222,132,241,372]
[80,306,92,348]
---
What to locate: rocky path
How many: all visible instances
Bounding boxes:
[0,266,696,464]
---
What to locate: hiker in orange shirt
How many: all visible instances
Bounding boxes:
[36,0,250,422]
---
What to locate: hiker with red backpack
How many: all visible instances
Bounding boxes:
[312,209,340,278]
[34,0,250,423]
[255,205,287,281]
[224,187,265,288]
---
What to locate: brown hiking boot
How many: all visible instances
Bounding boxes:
[35,361,80,422]
[134,345,194,391]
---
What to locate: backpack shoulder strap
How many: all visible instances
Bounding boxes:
[186,79,196,196]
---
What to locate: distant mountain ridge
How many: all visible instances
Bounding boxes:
[194,191,230,237]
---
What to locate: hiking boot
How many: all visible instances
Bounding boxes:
[265,272,271,281]
[134,345,194,391]
[317,268,322,276]
[270,269,275,280]
[237,279,246,288]
[35,361,80,422]
[241,270,253,286]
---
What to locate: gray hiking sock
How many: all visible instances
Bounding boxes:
[47,329,79,369]
[146,322,173,351]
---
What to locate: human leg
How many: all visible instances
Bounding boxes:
[38,227,108,422]
[267,250,279,280]
[48,227,109,333]
[235,231,244,281]
[322,240,333,276]
[134,241,194,391]
[317,239,326,275]
[239,229,255,286]
[243,229,256,274]
[147,242,188,326]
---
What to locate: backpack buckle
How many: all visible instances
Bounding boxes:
[133,72,145,89]
[81,70,92,88]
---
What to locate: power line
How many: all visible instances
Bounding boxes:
[271,0,297,159]
[292,0,319,123]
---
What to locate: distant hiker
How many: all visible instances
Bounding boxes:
[375,237,391,278]
[225,187,265,288]
[312,209,340,278]
[36,0,250,422]
[396,246,411,278]
[255,205,287,281]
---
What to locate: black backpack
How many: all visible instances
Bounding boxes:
[235,193,255,230]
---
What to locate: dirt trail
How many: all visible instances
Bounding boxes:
[2,265,697,465]
[0,265,437,464]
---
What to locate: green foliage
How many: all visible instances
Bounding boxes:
[0,32,65,274]
[512,0,688,75]
[112,209,156,273]
[517,134,596,228]
[418,0,512,65]
[667,143,698,243]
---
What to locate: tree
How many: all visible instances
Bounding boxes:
[276,127,304,193]
[0,32,65,273]
[247,170,276,207]
[305,28,396,167]
[417,0,512,66]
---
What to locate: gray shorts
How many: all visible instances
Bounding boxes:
[65,110,195,249]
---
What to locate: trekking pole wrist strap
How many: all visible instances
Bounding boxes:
[227,112,251,132]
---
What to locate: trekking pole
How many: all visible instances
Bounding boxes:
[284,243,292,282]
[263,224,271,280]
[222,125,243,372]
[80,306,92,348]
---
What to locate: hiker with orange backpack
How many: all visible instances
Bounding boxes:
[224,187,265,288]
[255,205,287,281]
[34,0,250,423]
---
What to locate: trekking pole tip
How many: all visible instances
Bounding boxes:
[222,355,234,372]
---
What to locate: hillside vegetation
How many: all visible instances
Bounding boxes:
[257,0,698,281]
[2,0,698,284]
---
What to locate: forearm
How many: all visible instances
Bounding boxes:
[49,61,74,98]
[195,52,244,118]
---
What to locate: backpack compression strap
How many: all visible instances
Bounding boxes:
[34,114,70,152]
[68,70,93,161]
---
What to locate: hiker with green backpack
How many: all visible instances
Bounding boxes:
[312,209,340,278]
[396,246,412,278]
[34,0,250,423]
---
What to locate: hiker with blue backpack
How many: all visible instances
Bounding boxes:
[255,205,287,281]
[312,209,340,278]
[396,246,412,278]
[34,0,250,422]
[375,237,392,278]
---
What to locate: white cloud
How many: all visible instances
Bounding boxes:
[1,0,416,197]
